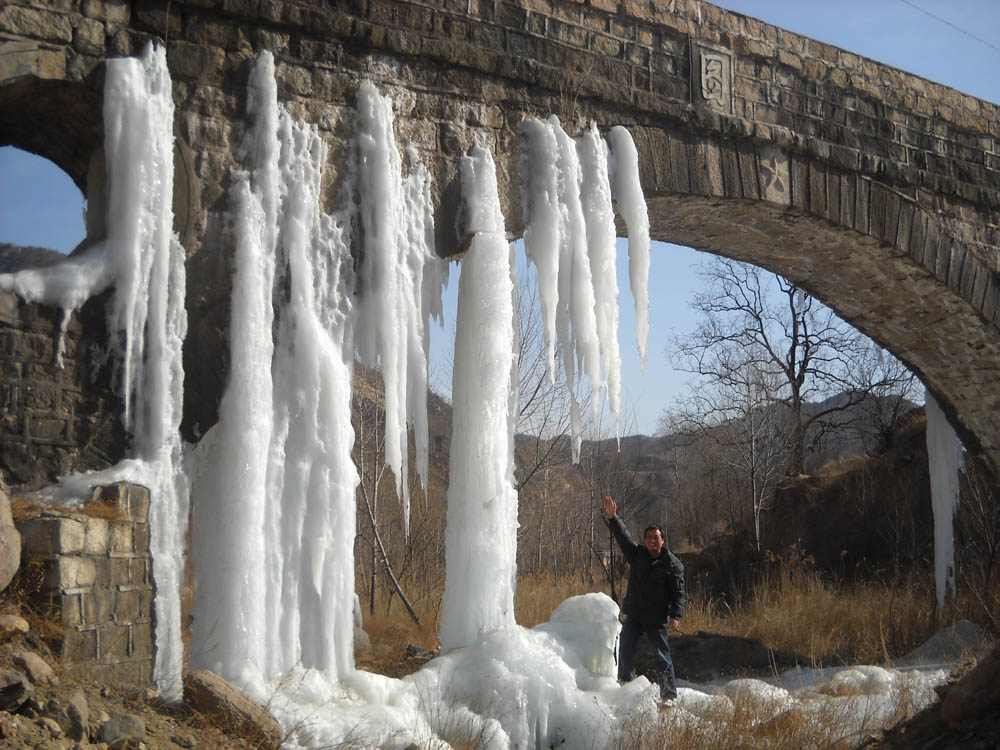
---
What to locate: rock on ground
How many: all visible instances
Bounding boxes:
[183,669,283,750]
[0,486,21,593]
[941,644,1000,727]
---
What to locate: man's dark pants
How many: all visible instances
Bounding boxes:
[617,617,677,700]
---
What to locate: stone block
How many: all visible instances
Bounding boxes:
[109,523,132,554]
[0,6,73,43]
[668,135,691,193]
[72,15,105,55]
[83,0,130,24]
[132,523,149,552]
[92,556,111,585]
[84,517,109,555]
[110,556,130,585]
[137,587,153,618]
[128,557,148,586]
[167,41,225,81]
[50,555,96,589]
[18,516,86,556]
[97,622,130,661]
[62,592,83,628]
[126,486,150,523]
[854,177,871,235]
[61,629,96,663]
[27,416,70,442]
[114,588,141,622]
[131,622,153,659]
[83,589,113,626]
[825,170,841,224]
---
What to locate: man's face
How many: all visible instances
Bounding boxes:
[644,528,664,557]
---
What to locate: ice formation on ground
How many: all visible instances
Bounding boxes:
[925,389,963,608]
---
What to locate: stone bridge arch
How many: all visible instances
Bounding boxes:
[1,0,998,477]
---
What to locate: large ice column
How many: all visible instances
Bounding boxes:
[925,390,963,609]
[439,147,520,651]
[0,43,190,699]
[188,54,279,682]
[189,52,359,683]
[93,44,190,700]
[354,83,447,531]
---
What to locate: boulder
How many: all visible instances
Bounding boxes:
[940,644,1000,727]
[39,715,63,738]
[50,687,89,741]
[0,487,20,593]
[0,614,29,635]
[12,651,55,685]
[183,669,282,750]
[100,713,145,749]
[0,670,32,712]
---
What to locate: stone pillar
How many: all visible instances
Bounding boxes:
[15,482,154,685]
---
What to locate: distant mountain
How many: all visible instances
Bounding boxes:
[0,242,68,272]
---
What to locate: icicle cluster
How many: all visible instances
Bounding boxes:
[438,147,520,651]
[520,117,649,459]
[925,390,963,609]
[188,55,446,685]
[354,84,445,532]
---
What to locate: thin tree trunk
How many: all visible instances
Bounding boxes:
[360,488,420,626]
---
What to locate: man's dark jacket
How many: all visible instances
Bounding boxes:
[608,515,686,624]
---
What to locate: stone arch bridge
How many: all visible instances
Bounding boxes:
[1,0,999,481]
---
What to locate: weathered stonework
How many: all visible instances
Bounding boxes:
[0,289,126,492]
[15,483,155,686]
[0,0,998,480]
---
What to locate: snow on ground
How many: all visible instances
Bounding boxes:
[245,592,960,749]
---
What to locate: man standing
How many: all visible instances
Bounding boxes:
[601,495,686,704]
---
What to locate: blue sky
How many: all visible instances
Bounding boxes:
[1,1,998,434]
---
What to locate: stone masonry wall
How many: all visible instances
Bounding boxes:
[0,289,126,492]
[14,483,154,686]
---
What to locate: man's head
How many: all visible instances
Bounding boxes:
[643,526,664,557]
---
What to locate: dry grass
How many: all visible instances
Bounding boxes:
[1,553,67,646]
[9,494,48,521]
[514,571,612,628]
[680,563,939,666]
[361,562,951,673]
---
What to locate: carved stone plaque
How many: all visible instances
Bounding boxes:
[690,41,733,115]
[758,144,791,205]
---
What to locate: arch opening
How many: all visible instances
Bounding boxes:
[643,191,1000,476]
[0,146,88,267]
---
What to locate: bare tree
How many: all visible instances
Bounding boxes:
[352,367,421,625]
[673,257,914,476]
[845,339,920,453]
[666,338,787,550]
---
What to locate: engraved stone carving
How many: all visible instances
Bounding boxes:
[758,145,791,205]
[690,41,733,115]
[701,53,728,108]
